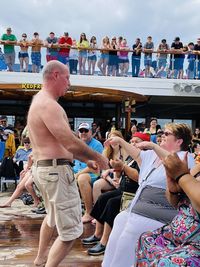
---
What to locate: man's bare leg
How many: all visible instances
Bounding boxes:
[45,237,74,267]
[34,216,55,266]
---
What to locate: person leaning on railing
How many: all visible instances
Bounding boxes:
[18,33,29,72]
[0,27,17,71]
[76,33,89,75]
[29,32,43,73]
[97,36,110,76]
[88,36,98,75]
[2,34,200,78]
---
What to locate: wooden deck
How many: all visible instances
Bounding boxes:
[0,192,103,267]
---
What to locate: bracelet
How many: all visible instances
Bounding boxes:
[175,172,189,183]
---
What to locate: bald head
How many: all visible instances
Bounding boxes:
[42,60,69,81]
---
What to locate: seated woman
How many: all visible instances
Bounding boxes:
[0,154,40,208]
[102,123,195,267]
[135,153,200,267]
[93,130,127,205]
[81,133,150,256]
[13,137,32,175]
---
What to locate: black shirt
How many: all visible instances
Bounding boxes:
[132,43,142,57]
[171,42,183,58]
[194,44,200,59]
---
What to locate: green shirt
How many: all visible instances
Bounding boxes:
[1,34,17,53]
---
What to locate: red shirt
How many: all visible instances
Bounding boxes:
[58,36,72,55]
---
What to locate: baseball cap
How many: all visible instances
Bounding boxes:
[78,123,90,131]
[0,115,7,121]
[6,27,12,31]
[132,132,150,142]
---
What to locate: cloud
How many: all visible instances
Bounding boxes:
[0,0,200,65]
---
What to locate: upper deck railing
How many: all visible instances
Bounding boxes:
[0,40,200,80]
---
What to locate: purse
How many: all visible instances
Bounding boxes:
[131,185,178,224]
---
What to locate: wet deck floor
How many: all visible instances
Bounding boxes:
[0,192,102,267]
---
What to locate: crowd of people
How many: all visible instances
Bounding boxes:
[0,61,200,266]
[1,27,200,79]
[1,114,200,265]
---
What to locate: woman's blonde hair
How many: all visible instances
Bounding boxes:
[103,130,124,160]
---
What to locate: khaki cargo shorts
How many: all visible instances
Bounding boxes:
[32,164,83,241]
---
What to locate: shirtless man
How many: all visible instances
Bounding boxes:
[27,60,108,267]
[30,32,43,73]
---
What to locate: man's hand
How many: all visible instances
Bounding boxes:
[110,158,123,172]
[87,155,109,173]
[104,136,122,148]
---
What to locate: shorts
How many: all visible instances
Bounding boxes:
[89,172,99,185]
[144,56,152,67]
[46,53,58,62]
[118,58,129,64]
[18,52,29,58]
[157,58,167,68]
[108,55,118,66]
[58,53,69,64]
[100,53,109,60]
[79,50,87,58]
[31,52,41,66]
[4,52,15,66]
[88,55,97,61]
[170,57,184,70]
[174,57,184,70]
[32,162,83,241]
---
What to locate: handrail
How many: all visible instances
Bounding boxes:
[0,40,200,55]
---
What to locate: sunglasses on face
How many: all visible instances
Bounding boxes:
[163,131,174,136]
[79,129,89,133]
[24,142,30,144]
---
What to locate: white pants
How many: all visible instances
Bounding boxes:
[102,210,164,267]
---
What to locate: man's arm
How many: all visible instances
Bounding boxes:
[41,101,108,169]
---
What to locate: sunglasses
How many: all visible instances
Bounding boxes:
[163,131,174,136]
[79,129,89,133]
[24,142,30,144]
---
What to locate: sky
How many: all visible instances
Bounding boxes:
[1,0,200,45]
[1,0,200,65]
